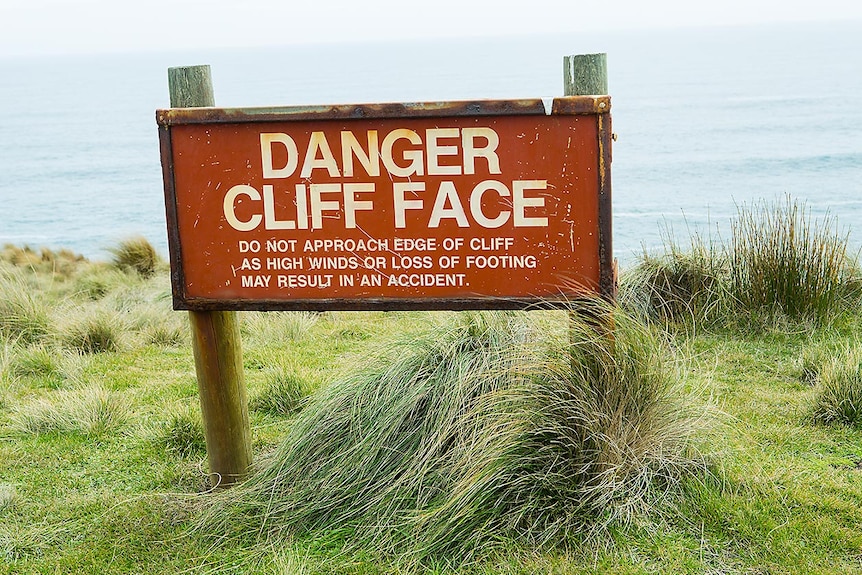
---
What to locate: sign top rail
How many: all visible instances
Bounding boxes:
[156,96,611,126]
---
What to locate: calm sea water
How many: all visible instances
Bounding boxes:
[1,21,860,266]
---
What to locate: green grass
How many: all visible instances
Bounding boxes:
[623,196,860,330]
[108,236,161,278]
[729,197,854,326]
[249,365,312,417]
[8,385,131,436]
[201,307,709,563]
[811,344,862,426]
[0,268,50,344]
[152,404,207,458]
[3,239,862,573]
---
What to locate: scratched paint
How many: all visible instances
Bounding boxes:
[158,96,612,311]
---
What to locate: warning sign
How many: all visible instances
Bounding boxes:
[157,97,612,310]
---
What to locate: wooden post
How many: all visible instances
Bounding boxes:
[563,53,608,97]
[563,53,615,342]
[168,65,251,488]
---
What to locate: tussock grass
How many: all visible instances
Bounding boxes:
[1,244,86,278]
[0,483,15,513]
[200,307,707,563]
[241,311,320,345]
[798,347,824,385]
[109,236,161,278]
[0,341,12,383]
[730,197,853,326]
[7,345,83,389]
[128,299,187,348]
[58,309,126,353]
[622,196,859,330]
[0,271,51,344]
[250,366,313,417]
[154,405,207,458]
[73,265,130,300]
[621,230,726,327]
[142,318,188,348]
[811,345,862,426]
[8,385,131,436]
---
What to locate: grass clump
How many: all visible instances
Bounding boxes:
[0,483,15,513]
[9,385,131,436]
[201,307,706,563]
[811,346,862,426]
[108,236,161,278]
[0,244,86,277]
[73,265,130,300]
[729,197,854,326]
[0,271,51,344]
[59,309,125,353]
[621,230,726,327]
[241,311,320,345]
[250,367,312,417]
[154,406,207,458]
[623,196,858,330]
[7,345,81,388]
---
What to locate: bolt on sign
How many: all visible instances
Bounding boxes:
[157,97,613,311]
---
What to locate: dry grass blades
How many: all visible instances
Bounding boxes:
[200,307,709,563]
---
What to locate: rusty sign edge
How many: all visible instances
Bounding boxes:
[156,96,610,126]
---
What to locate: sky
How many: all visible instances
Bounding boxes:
[2,0,862,57]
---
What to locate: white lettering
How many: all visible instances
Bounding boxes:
[260,133,298,178]
[301,132,341,178]
[309,183,341,230]
[341,130,380,177]
[224,184,262,232]
[343,183,375,228]
[393,182,425,228]
[426,128,461,176]
[462,127,501,175]
[263,184,296,230]
[428,181,469,228]
[470,180,511,229]
[513,180,548,227]
[381,129,424,177]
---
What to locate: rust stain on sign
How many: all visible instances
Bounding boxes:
[158,96,612,311]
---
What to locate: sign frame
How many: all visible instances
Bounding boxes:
[157,96,613,311]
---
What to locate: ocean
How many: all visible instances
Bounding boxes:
[1,20,861,267]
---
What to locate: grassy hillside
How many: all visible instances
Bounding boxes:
[2,220,862,573]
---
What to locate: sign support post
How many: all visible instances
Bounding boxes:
[166,65,251,488]
[563,53,616,340]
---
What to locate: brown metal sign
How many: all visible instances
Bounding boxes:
[157,97,612,311]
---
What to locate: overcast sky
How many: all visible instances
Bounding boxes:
[2,0,862,56]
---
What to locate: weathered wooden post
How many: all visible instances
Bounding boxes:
[563,52,612,294]
[563,54,616,340]
[167,65,252,488]
[564,53,608,97]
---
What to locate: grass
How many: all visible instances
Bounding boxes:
[729,197,854,326]
[623,197,860,330]
[58,309,126,353]
[249,366,312,417]
[2,235,862,573]
[8,385,131,436]
[198,306,707,564]
[811,345,862,426]
[621,227,727,328]
[108,236,161,278]
[153,405,207,458]
[6,345,83,389]
[0,268,50,344]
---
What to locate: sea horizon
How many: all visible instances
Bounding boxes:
[1,19,860,266]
